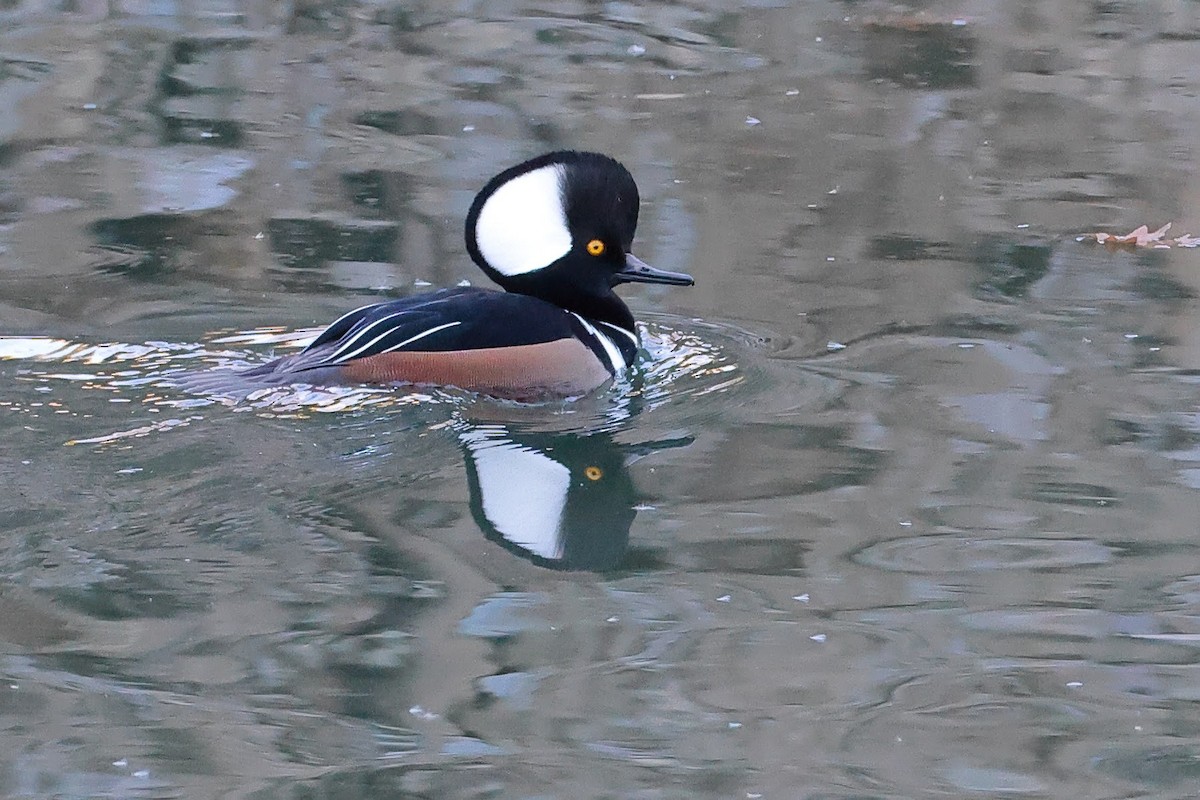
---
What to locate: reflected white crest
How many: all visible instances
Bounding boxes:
[474,163,572,277]
[461,427,570,559]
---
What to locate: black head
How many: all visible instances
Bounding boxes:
[464,151,693,325]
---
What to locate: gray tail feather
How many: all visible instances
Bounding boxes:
[169,356,346,402]
[169,359,287,402]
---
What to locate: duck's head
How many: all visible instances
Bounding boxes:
[465,151,693,316]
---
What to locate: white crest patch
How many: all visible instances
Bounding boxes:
[474,163,572,277]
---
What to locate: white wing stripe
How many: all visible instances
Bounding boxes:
[570,313,627,372]
[325,310,411,362]
[378,321,463,355]
[330,318,461,363]
[322,303,375,334]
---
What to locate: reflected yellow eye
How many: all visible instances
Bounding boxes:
[584,465,604,481]
[586,239,605,256]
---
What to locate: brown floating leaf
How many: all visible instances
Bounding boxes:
[1082,222,1200,250]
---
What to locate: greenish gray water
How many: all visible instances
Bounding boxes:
[4,2,1200,797]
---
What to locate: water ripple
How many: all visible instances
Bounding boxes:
[853,534,1117,574]
[0,314,751,437]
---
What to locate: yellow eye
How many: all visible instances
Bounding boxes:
[584,465,603,481]
[586,239,605,256]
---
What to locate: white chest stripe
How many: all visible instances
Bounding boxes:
[596,319,639,349]
[570,313,628,373]
[329,319,462,364]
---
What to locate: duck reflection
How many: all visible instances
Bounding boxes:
[454,423,689,571]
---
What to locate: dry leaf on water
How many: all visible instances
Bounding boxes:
[1081,222,1200,250]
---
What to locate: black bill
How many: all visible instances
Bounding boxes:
[614,253,694,286]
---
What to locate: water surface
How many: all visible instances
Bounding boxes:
[4,2,1200,797]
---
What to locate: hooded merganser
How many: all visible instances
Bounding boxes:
[234,151,694,400]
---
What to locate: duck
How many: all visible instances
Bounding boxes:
[234,151,693,400]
